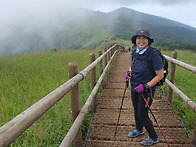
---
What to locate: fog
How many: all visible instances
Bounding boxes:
[0,1,83,55]
[1,0,196,55]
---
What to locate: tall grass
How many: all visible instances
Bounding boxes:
[0,49,195,146]
[162,50,196,137]
[0,49,101,146]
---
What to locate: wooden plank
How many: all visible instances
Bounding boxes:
[85,52,193,147]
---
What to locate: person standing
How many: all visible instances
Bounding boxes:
[126,45,131,52]
[125,28,164,146]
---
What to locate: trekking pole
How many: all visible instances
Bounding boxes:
[141,94,170,147]
[114,81,128,136]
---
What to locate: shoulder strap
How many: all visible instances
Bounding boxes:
[147,48,157,72]
[131,48,137,60]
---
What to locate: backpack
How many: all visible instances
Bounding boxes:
[132,48,168,86]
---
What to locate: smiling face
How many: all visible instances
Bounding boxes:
[136,36,149,50]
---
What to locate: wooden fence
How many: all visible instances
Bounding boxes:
[0,45,196,147]
[59,46,123,147]
[163,51,196,146]
[0,43,124,147]
[164,52,196,111]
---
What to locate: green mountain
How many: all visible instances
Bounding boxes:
[1,7,196,55]
[107,7,196,45]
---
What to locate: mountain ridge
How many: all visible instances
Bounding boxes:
[105,7,196,44]
[0,7,196,55]
[109,7,196,31]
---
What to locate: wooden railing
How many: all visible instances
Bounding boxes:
[164,52,196,111]
[0,46,195,146]
[60,49,196,146]
[163,51,196,145]
[0,43,125,147]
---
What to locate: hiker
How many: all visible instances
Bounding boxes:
[126,45,131,52]
[125,28,164,146]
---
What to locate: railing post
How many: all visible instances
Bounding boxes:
[90,53,97,113]
[117,44,120,51]
[104,48,107,67]
[108,46,111,61]
[111,47,114,57]
[98,50,103,76]
[68,62,82,147]
[99,50,104,88]
[117,44,120,50]
[167,51,177,104]
[110,45,112,58]
[192,120,196,146]
[114,45,117,53]
[110,48,112,59]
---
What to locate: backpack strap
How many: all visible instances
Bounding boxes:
[132,48,158,74]
[131,48,137,61]
[147,48,157,73]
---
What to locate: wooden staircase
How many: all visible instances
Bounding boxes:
[85,52,193,147]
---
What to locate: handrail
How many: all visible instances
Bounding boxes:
[79,44,117,78]
[164,51,196,146]
[0,44,119,147]
[60,49,119,147]
[164,55,196,74]
[0,74,84,147]
[163,53,196,110]
[1,46,194,146]
[165,79,196,112]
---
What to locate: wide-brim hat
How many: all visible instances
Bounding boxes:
[131,28,154,45]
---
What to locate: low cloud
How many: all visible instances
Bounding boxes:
[71,0,194,8]
[0,0,195,55]
[0,0,81,55]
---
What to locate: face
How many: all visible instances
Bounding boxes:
[136,36,149,50]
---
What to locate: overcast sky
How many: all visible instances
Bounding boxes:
[0,0,196,29]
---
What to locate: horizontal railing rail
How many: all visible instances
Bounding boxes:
[0,43,124,147]
[163,53,196,111]
[60,49,119,147]
[163,51,196,146]
[1,46,195,146]
[165,79,196,112]
[164,55,196,74]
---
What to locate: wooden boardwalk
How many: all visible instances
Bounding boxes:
[85,52,193,147]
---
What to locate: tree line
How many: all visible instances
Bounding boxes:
[155,42,196,52]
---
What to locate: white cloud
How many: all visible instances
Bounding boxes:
[0,0,195,55]
[0,0,196,28]
[129,1,196,28]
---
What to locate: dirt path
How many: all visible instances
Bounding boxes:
[85,52,193,147]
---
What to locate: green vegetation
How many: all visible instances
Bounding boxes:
[162,50,196,137]
[155,42,196,51]
[0,48,195,146]
[0,49,102,146]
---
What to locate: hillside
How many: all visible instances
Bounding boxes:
[106,7,196,44]
[0,49,195,146]
[1,7,196,55]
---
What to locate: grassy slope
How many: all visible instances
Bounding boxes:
[162,50,196,137]
[0,48,195,146]
[0,49,100,146]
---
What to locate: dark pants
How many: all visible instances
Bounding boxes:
[131,88,158,140]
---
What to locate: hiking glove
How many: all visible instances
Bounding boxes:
[135,84,149,93]
[125,71,131,81]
